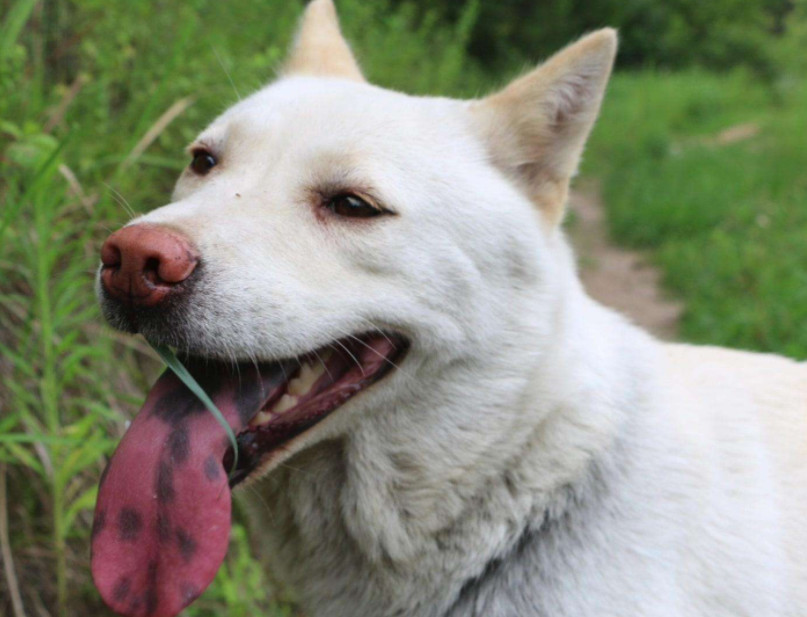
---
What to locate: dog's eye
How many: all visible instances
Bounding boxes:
[327,194,382,218]
[190,150,217,175]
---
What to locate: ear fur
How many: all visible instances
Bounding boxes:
[472,29,617,225]
[283,0,365,82]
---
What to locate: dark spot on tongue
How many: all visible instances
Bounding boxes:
[92,359,289,617]
[119,508,143,541]
[156,513,171,543]
[176,528,198,562]
[167,426,190,464]
[146,560,159,615]
[114,577,132,603]
[155,460,176,504]
[203,455,221,482]
[150,387,206,423]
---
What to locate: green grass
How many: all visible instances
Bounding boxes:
[0,1,486,615]
[585,69,807,358]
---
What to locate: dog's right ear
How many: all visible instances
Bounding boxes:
[282,0,365,82]
[470,29,617,226]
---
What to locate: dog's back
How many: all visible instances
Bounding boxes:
[665,344,807,599]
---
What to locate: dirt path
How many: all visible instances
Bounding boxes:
[566,185,682,340]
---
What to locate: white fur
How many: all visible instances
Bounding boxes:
[125,2,807,614]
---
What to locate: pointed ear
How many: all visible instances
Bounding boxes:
[283,0,365,82]
[471,29,617,225]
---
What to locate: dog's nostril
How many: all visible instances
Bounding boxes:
[100,241,122,270]
[144,257,159,270]
[142,256,165,286]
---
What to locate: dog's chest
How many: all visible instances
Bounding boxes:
[242,438,497,617]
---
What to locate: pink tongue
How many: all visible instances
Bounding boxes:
[91,360,284,617]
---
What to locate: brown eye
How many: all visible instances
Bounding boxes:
[190,150,217,175]
[327,194,382,218]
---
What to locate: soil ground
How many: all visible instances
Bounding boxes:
[566,185,683,340]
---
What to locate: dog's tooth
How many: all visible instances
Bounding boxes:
[288,361,326,396]
[250,410,276,427]
[272,394,298,414]
[287,365,312,396]
[287,378,305,396]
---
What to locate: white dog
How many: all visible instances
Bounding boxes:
[92,2,807,616]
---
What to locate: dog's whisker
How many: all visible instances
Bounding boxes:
[212,46,241,101]
[234,354,243,388]
[344,331,411,379]
[103,182,136,220]
[107,195,134,223]
[243,484,276,524]
[242,351,265,400]
[332,339,365,376]
[310,348,336,383]
[360,320,398,349]
[278,361,289,384]
[276,460,315,478]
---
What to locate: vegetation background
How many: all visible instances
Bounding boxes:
[0,0,805,615]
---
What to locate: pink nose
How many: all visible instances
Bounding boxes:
[100,224,198,307]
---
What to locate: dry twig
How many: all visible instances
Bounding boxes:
[121,97,195,171]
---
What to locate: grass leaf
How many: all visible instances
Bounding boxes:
[148,341,239,474]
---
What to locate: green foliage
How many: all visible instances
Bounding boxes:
[774,1,807,74]
[428,0,794,77]
[586,70,807,358]
[0,0,484,615]
[179,522,297,617]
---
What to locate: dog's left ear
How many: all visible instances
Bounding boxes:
[283,0,365,82]
[471,29,617,225]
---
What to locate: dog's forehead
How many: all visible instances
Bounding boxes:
[200,77,467,155]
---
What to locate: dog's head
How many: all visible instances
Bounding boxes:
[92,2,616,615]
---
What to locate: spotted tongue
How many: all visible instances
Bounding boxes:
[91,360,286,617]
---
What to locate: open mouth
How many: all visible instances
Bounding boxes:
[227,332,408,485]
[91,332,407,617]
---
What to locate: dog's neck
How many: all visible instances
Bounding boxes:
[243,236,659,617]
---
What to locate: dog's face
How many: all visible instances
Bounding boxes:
[121,76,533,361]
[92,3,617,615]
[98,0,616,483]
[97,0,617,478]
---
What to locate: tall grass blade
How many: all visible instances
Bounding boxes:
[0,0,37,64]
